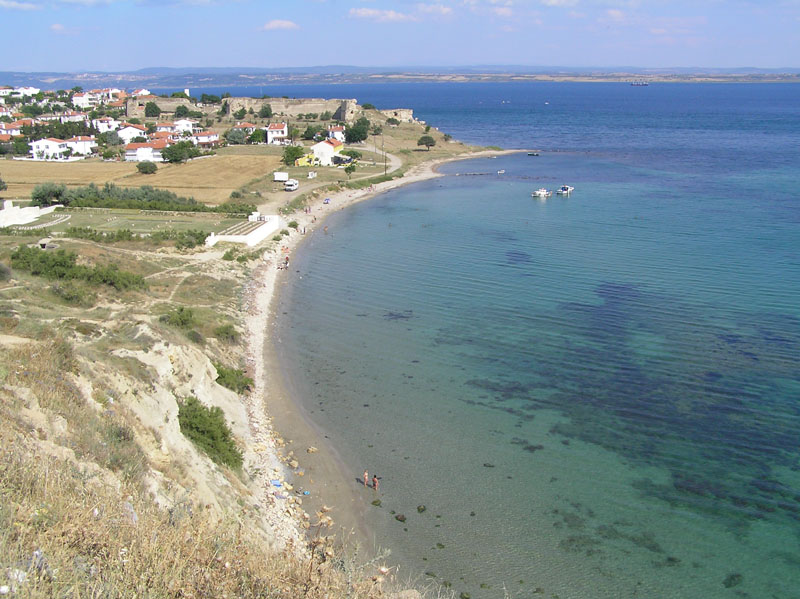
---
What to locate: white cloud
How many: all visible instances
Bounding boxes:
[417,3,452,15]
[261,19,300,30]
[0,0,41,9]
[50,22,64,31]
[492,6,513,16]
[349,7,417,21]
[540,0,577,6]
[605,8,625,21]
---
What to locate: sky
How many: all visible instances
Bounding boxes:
[1,0,798,72]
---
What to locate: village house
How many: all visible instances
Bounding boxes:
[30,138,68,160]
[310,138,343,166]
[232,121,257,135]
[174,119,199,134]
[124,139,169,162]
[266,122,288,145]
[0,123,22,137]
[190,131,220,148]
[59,111,89,124]
[65,136,97,156]
[327,125,346,143]
[92,116,120,133]
[116,123,148,144]
[132,88,151,97]
[72,92,99,109]
[156,122,177,134]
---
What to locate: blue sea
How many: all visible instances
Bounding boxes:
[266,82,800,598]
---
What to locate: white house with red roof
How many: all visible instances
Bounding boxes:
[156,122,177,133]
[266,122,288,145]
[92,116,120,133]
[132,88,151,97]
[125,139,169,163]
[59,111,89,124]
[327,125,346,143]
[116,123,148,144]
[65,136,97,156]
[190,131,220,147]
[0,123,22,137]
[232,121,258,135]
[72,92,98,109]
[173,119,199,134]
[310,138,343,166]
[30,138,68,160]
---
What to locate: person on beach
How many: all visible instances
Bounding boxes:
[372,474,379,491]
[363,470,369,487]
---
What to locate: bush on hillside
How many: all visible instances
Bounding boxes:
[178,396,242,469]
[213,362,253,394]
[137,161,157,175]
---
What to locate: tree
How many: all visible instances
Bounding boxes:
[386,117,400,126]
[258,104,273,118]
[282,145,306,166]
[345,117,370,143]
[371,124,383,136]
[137,161,157,175]
[171,91,189,99]
[362,103,375,110]
[224,128,247,145]
[218,101,230,116]
[233,107,247,120]
[131,136,147,144]
[31,182,67,206]
[144,102,161,118]
[100,131,122,146]
[417,135,436,151]
[0,174,7,194]
[341,149,362,160]
[344,164,356,179]
[302,125,321,140]
[162,141,201,164]
[248,129,266,144]
[288,126,300,143]
[200,94,221,104]
[319,111,332,121]
[175,104,190,118]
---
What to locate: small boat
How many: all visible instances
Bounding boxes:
[497,169,505,175]
[527,151,540,156]
[531,188,552,198]
[556,185,575,195]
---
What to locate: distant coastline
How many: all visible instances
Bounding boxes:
[1,68,798,91]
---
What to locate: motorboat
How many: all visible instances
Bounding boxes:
[531,188,552,198]
[527,151,540,156]
[497,169,505,175]
[556,185,575,195]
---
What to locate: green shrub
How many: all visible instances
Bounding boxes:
[137,161,157,175]
[222,249,236,261]
[213,362,253,394]
[178,396,242,469]
[10,245,146,291]
[214,323,239,343]
[272,235,282,241]
[159,306,196,329]
[186,329,204,345]
[287,221,299,230]
[50,281,96,307]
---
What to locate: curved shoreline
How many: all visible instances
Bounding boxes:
[243,149,516,559]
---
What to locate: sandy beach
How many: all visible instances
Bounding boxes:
[241,150,514,558]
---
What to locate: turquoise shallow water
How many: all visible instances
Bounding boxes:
[276,84,800,599]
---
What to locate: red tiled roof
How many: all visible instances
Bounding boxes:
[67,136,95,142]
[267,123,287,130]
[126,140,169,150]
[120,123,147,131]
[43,138,65,143]
[0,134,11,142]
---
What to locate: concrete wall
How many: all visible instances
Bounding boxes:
[0,201,61,228]
[125,97,193,118]
[205,215,281,248]
[225,97,359,123]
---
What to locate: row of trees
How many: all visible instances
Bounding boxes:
[30,182,254,214]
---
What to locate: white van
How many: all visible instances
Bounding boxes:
[284,179,299,192]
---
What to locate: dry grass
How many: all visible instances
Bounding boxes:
[0,159,136,200]
[1,153,283,205]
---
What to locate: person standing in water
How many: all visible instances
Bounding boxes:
[363,470,369,487]
[372,474,379,491]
